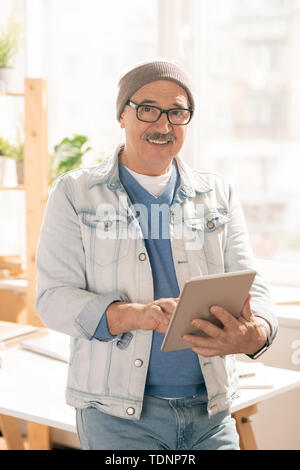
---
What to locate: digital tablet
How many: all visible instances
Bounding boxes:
[161,269,256,352]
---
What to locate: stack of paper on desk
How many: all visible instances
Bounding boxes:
[20,329,70,363]
[236,361,273,389]
[0,322,37,341]
[0,321,41,349]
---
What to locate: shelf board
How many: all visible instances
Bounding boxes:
[0,91,24,97]
[0,185,25,190]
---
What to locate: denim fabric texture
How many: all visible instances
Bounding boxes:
[76,390,240,450]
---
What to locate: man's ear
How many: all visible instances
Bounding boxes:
[120,111,125,129]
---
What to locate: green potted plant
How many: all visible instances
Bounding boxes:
[0,137,11,184]
[0,138,24,184]
[0,16,23,92]
[8,142,23,184]
[50,135,92,183]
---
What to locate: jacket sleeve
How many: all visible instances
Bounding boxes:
[224,182,278,344]
[35,175,129,340]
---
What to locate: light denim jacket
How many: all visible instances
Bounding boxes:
[35,143,278,420]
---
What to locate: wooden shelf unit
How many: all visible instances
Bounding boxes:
[24,78,50,327]
[0,78,51,449]
[0,79,49,325]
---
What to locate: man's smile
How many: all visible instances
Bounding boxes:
[146,138,173,146]
[142,132,176,146]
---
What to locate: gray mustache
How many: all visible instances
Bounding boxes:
[142,132,176,143]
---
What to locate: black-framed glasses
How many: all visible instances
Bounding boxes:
[126,100,193,126]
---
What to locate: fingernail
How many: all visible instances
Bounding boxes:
[210,306,218,313]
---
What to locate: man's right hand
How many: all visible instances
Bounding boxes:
[106,297,179,335]
[136,298,179,334]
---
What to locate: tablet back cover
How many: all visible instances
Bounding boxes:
[161,270,256,352]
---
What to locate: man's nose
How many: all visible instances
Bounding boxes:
[153,111,172,133]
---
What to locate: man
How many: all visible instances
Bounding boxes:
[35,59,278,450]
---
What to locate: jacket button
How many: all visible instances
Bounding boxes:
[138,252,147,261]
[206,220,215,230]
[134,359,143,367]
[126,407,135,416]
[104,221,112,230]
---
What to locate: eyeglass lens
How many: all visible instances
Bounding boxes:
[137,105,191,125]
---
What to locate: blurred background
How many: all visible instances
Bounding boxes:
[1,0,300,285]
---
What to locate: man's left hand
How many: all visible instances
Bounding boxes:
[182,294,270,357]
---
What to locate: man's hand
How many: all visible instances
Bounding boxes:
[136,297,179,334]
[182,294,270,357]
[106,297,178,335]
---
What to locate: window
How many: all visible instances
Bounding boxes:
[38,0,158,157]
[160,0,300,284]
[238,0,290,16]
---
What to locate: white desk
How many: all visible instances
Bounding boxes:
[0,347,75,433]
[0,346,300,449]
[267,284,300,304]
[273,304,300,328]
[231,366,300,413]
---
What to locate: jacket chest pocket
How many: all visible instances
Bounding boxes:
[202,210,230,269]
[182,209,230,269]
[79,212,131,267]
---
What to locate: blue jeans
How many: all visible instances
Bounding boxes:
[76,391,240,450]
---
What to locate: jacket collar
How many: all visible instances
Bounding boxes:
[87,143,212,196]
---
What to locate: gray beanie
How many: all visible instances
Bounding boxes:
[116,58,195,122]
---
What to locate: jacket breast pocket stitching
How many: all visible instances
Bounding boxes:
[79,212,131,267]
[81,212,129,230]
[204,213,230,233]
[183,211,230,233]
